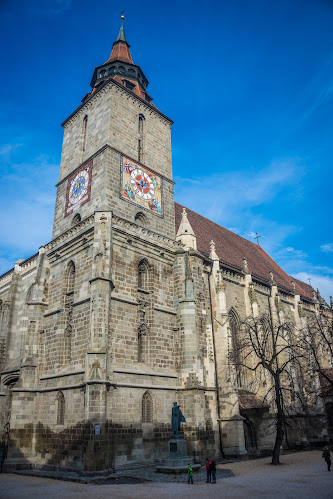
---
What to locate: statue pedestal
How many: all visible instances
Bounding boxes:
[156,437,201,474]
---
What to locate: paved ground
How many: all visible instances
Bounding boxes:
[0,451,332,498]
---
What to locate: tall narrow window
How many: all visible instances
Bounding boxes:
[138,259,149,291]
[229,308,242,387]
[142,391,153,423]
[138,113,145,162]
[64,261,75,366]
[56,391,65,425]
[81,114,88,162]
[138,323,149,363]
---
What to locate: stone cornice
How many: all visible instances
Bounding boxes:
[45,215,95,252]
[112,214,181,251]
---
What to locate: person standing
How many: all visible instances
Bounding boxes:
[209,459,217,483]
[322,447,331,471]
[187,463,194,484]
[206,458,211,483]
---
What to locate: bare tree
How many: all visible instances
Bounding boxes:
[237,314,303,465]
[299,311,333,396]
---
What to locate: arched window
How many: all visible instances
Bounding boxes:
[66,261,75,294]
[138,323,149,363]
[72,213,81,227]
[135,212,147,227]
[138,259,149,291]
[229,308,242,387]
[81,114,88,162]
[142,391,153,423]
[56,391,65,425]
[138,113,145,162]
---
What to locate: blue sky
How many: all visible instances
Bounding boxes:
[0,0,333,300]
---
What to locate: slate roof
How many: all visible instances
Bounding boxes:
[174,202,314,301]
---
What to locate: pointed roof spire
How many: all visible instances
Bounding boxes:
[106,12,133,65]
[116,12,127,43]
[209,240,219,261]
[176,208,197,250]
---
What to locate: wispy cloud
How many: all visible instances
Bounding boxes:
[288,49,333,132]
[321,243,333,253]
[0,152,57,271]
[175,157,300,224]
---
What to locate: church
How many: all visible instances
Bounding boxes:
[0,16,330,472]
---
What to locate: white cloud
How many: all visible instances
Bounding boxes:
[321,243,333,253]
[175,158,300,222]
[0,154,57,272]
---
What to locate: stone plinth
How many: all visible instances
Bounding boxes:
[156,438,201,474]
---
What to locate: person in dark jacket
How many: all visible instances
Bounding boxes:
[206,458,211,483]
[209,459,216,483]
[322,447,331,471]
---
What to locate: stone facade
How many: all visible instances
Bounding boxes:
[0,21,331,472]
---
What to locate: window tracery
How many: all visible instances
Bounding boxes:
[142,391,153,423]
[138,259,149,291]
[56,391,65,425]
[64,261,75,366]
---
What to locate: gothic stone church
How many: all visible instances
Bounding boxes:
[0,18,329,471]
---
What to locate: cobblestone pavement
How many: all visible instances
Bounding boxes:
[1,451,332,498]
[9,462,234,484]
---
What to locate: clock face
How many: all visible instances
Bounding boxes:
[120,156,163,218]
[69,171,89,204]
[65,160,93,218]
[130,169,155,200]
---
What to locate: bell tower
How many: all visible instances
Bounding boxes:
[52,14,175,240]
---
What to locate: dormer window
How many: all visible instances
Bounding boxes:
[124,80,135,90]
[99,70,106,78]
[144,94,152,103]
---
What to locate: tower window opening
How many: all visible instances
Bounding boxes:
[81,115,88,162]
[124,80,135,90]
[138,113,145,162]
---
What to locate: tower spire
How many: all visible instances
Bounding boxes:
[88,12,154,105]
[116,11,127,43]
[106,12,133,65]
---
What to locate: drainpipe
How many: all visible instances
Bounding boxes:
[208,262,225,458]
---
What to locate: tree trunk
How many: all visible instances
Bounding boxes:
[272,375,284,465]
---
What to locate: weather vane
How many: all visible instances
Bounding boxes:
[121,8,125,18]
[308,277,312,286]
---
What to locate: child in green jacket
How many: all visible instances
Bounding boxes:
[187,463,193,484]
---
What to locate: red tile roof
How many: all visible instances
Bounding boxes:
[238,394,269,410]
[105,41,133,65]
[174,202,314,300]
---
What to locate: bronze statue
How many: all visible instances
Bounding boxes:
[171,401,186,434]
